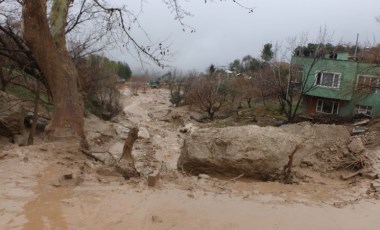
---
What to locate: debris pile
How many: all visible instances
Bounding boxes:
[178,123,351,180]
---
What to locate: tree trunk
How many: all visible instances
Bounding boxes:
[23,0,86,145]
[120,127,139,165]
[117,127,139,179]
[246,98,252,108]
[0,67,4,91]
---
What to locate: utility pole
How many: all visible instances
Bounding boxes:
[354,33,359,60]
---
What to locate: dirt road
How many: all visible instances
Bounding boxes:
[1,87,380,229]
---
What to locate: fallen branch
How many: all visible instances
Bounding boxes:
[283,145,299,182]
[340,170,362,180]
[220,173,245,187]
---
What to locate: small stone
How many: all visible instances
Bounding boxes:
[52,182,62,187]
[371,180,380,192]
[138,127,150,139]
[294,171,306,180]
[363,173,379,180]
[61,199,74,206]
[187,193,195,198]
[198,174,210,180]
[151,215,163,223]
[348,138,365,154]
[300,161,313,168]
[64,173,73,180]
[0,153,8,160]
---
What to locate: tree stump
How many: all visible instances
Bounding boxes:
[116,127,139,179]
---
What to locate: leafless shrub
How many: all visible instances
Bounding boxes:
[129,76,149,96]
[186,75,227,120]
[337,152,372,170]
[77,56,122,120]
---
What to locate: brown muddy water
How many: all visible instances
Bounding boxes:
[2,171,380,230]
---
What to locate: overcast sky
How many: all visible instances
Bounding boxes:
[107,0,380,74]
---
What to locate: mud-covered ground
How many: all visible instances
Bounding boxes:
[1,86,380,230]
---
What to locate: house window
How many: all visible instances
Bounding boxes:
[315,72,340,88]
[355,105,373,115]
[356,75,379,93]
[316,99,339,114]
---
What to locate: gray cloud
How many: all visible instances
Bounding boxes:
[107,0,380,74]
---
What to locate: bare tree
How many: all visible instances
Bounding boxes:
[268,30,334,122]
[186,75,227,120]
[167,69,186,107]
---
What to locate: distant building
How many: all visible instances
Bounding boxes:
[292,53,380,117]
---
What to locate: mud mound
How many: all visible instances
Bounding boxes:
[178,123,351,179]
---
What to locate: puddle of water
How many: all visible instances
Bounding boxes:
[60,185,380,230]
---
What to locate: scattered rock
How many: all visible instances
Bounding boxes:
[52,182,62,187]
[24,112,49,131]
[363,172,379,180]
[187,193,195,198]
[138,127,150,139]
[114,124,130,140]
[147,113,154,120]
[141,168,154,177]
[371,180,380,192]
[53,173,83,187]
[91,151,116,165]
[152,215,163,223]
[198,174,210,180]
[64,173,73,180]
[293,171,307,180]
[348,138,365,154]
[179,123,197,134]
[190,114,209,123]
[0,153,8,160]
[101,111,112,120]
[300,160,313,168]
[108,142,124,158]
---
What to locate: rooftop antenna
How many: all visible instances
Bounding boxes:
[354,33,359,60]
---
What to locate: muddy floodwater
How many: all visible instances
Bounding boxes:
[2,175,380,230]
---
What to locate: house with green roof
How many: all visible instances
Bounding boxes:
[291,54,380,117]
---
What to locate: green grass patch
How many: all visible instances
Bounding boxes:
[6,85,49,104]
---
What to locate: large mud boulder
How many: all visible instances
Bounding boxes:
[177,123,350,179]
[0,91,22,137]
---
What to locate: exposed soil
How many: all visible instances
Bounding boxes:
[1,86,380,229]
